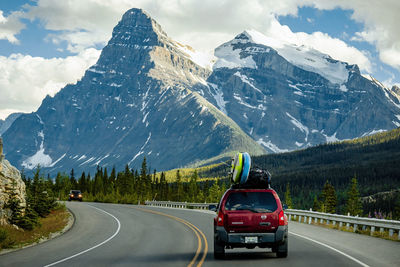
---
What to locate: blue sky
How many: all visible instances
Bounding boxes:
[0,0,399,119]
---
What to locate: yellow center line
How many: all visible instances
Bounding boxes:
[134,207,208,267]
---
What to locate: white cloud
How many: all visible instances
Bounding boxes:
[263,19,371,72]
[0,48,101,118]
[0,10,25,44]
[309,0,400,71]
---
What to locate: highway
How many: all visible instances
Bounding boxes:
[1,202,399,267]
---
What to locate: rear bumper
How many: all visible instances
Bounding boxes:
[215,225,288,247]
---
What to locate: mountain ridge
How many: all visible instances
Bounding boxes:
[2,8,264,175]
[3,8,400,175]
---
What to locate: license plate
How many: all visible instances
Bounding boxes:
[245,236,258,243]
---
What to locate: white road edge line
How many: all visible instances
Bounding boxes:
[44,205,121,267]
[289,231,370,267]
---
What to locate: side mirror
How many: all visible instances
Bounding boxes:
[209,204,217,212]
[283,204,288,210]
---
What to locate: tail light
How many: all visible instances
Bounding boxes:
[217,211,224,226]
[279,210,287,226]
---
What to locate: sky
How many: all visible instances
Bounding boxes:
[0,0,399,120]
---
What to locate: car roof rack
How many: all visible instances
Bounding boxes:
[230,167,272,189]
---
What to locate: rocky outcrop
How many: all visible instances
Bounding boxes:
[0,138,26,225]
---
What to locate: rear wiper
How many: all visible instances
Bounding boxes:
[237,208,259,213]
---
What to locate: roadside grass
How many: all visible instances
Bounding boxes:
[289,215,400,242]
[0,204,70,251]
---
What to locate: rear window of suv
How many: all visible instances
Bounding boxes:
[224,191,277,213]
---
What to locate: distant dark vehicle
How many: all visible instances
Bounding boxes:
[68,190,82,201]
[211,188,288,259]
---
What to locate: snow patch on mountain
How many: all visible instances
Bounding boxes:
[213,41,256,69]
[208,83,227,114]
[286,112,309,141]
[321,131,340,142]
[176,43,215,69]
[22,131,52,169]
[129,132,152,165]
[49,153,66,167]
[242,30,350,85]
[362,129,387,137]
[257,138,289,153]
[234,72,262,93]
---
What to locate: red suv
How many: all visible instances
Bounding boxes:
[212,188,288,258]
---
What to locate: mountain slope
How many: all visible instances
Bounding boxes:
[0,113,22,136]
[2,9,264,174]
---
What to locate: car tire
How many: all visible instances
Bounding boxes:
[276,239,288,258]
[79,199,82,202]
[214,238,225,259]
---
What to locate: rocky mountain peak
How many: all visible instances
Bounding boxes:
[214,29,356,86]
[108,8,168,48]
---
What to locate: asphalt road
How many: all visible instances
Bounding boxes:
[1,202,399,267]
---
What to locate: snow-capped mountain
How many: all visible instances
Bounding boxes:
[196,30,400,152]
[3,8,400,175]
[2,9,264,174]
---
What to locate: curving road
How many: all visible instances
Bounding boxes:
[1,202,399,267]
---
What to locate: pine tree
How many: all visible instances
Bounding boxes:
[175,170,183,201]
[345,176,363,216]
[78,172,87,193]
[188,170,199,202]
[70,169,77,189]
[110,167,116,193]
[312,195,321,211]
[5,181,23,225]
[284,183,293,209]
[321,181,337,214]
[208,181,220,203]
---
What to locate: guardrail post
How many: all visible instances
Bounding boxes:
[299,216,302,223]
[371,226,375,235]
[339,221,343,228]
[332,220,336,226]
[389,229,394,237]
[354,224,358,232]
[304,216,307,223]
[320,218,323,224]
[346,223,350,230]
[380,227,384,233]
[398,230,400,240]
[289,214,292,221]
[327,219,330,225]
[308,217,312,224]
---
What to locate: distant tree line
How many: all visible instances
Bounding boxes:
[38,157,229,205]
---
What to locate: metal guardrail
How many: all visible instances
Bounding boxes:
[285,209,400,239]
[145,200,216,210]
[145,201,400,239]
